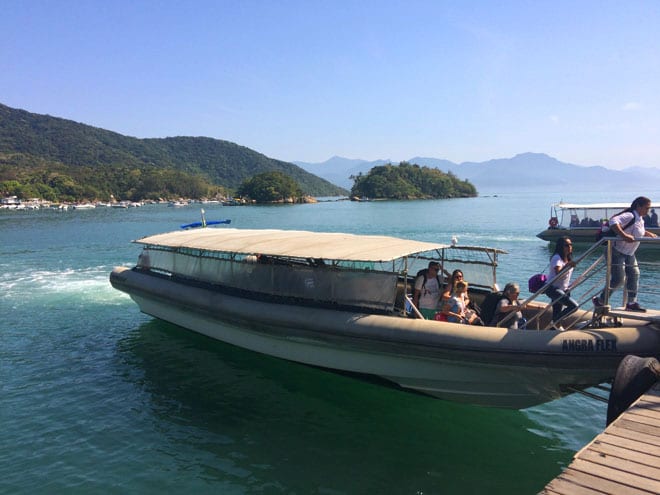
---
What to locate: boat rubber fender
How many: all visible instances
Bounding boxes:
[606,354,660,425]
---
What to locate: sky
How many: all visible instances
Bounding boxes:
[2,0,660,169]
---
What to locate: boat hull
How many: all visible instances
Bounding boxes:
[537,227,660,248]
[110,266,660,409]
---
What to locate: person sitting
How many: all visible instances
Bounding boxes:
[442,281,483,325]
[440,269,467,306]
[491,282,526,329]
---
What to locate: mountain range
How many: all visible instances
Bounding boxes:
[0,103,346,197]
[2,101,659,199]
[295,154,660,193]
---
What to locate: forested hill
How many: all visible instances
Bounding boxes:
[0,103,346,197]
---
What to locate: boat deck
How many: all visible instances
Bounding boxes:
[540,381,660,494]
[608,308,660,324]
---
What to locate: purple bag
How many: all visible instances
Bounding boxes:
[528,273,547,293]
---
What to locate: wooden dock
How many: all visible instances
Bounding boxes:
[541,381,660,495]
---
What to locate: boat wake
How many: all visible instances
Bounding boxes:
[1,264,130,308]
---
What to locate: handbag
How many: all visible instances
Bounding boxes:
[528,273,547,293]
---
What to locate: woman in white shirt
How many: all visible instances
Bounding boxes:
[593,196,657,312]
[546,237,578,329]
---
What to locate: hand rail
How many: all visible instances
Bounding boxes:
[404,293,425,319]
[499,236,660,330]
[498,238,616,329]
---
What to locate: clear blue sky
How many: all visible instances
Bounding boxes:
[2,0,659,169]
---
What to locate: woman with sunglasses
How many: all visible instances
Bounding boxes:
[546,236,578,330]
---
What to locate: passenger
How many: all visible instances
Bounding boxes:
[443,281,483,325]
[412,261,443,319]
[546,237,579,330]
[593,196,658,312]
[440,269,467,306]
[491,282,526,329]
[643,213,652,227]
[650,208,658,228]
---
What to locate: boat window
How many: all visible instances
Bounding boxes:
[139,247,398,311]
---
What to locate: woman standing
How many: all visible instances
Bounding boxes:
[593,196,657,312]
[547,236,579,330]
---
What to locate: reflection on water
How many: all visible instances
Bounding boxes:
[115,320,572,494]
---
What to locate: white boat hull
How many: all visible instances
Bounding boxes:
[537,227,660,248]
[111,267,660,408]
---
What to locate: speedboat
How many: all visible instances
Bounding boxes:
[110,228,660,409]
[537,202,660,248]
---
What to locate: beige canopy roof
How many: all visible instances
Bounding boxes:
[135,228,450,262]
[555,202,630,209]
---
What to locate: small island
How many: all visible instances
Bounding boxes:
[350,162,477,200]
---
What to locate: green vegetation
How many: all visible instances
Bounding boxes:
[0,103,347,202]
[237,171,304,203]
[0,155,227,202]
[350,162,477,199]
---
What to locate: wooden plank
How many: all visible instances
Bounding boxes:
[638,393,660,405]
[627,398,660,410]
[606,424,660,448]
[626,407,660,423]
[614,418,660,437]
[631,394,660,407]
[570,458,660,494]
[645,384,660,398]
[589,439,660,467]
[543,383,660,494]
[579,449,660,480]
[557,467,655,495]
[597,433,660,458]
[541,475,613,495]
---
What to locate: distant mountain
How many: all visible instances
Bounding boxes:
[293,156,391,191]
[296,152,660,193]
[0,103,347,197]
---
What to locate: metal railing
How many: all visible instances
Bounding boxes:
[499,237,660,330]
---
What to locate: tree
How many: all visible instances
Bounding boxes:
[350,162,477,200]
[237,171,304,203]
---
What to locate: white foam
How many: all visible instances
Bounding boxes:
[1,265,130,306]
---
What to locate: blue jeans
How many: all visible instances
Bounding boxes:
[600,250,640,303]
[546,285,578,322]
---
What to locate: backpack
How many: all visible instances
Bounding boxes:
[597,214,635,241]
[480,291,507,326]
[415,268,441,289]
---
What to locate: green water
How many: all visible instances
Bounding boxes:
[2,191,658,494]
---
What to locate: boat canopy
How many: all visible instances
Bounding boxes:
[135,228,452,263]
[554,202,629,210]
